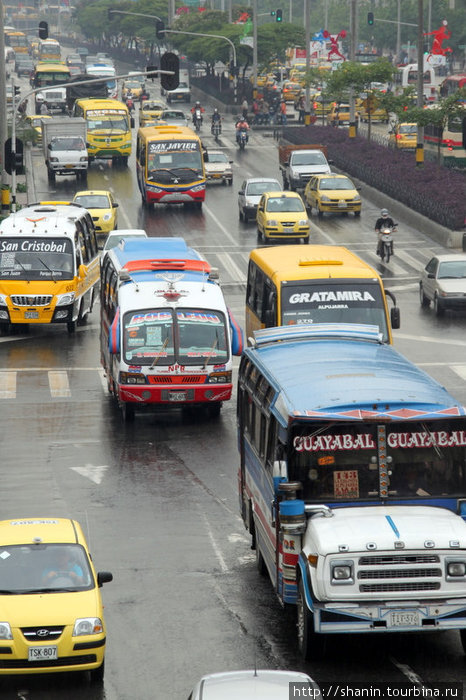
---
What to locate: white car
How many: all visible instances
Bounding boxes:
[158,109,189,127]
[204,150,233,186]
[419,253,466,316]
[188,669,319,699]
[101,229,148,259]
[238,177,281,223]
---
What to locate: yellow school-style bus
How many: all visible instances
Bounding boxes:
[72,98,133,166]
[245,244,400,344]
[5,30,28,53]
[0,202,100,333]
[38,38,61,62]
[136,125,206,208]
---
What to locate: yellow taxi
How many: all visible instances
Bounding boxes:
[311,94,333,117]
[282,81,302,102]
[73,190,118,236]
[328,101,350,126]
[139,99,167,126]
[389,122,417,149]
[255,71,269,88]
[256,191,310,243]
[356,95,388,123]
[24,114,52,144]
[121,79,143,101]
[304,173,361,217]
[0,518,112,681]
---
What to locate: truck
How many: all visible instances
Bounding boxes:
[66,73,108,112]
[164,68,191,104]
[42,117,88,183]
[278,140,331,191]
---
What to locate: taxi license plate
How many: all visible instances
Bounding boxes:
[28,646,58,661]
[390,611,420,627]
[169,391,186,402]
[24,311,39,319]
[338,201,347,208]
[283,227,294,233]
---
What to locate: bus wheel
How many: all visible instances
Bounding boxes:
[122,402,135,422]
[120,156,129,167]
[297,579,326,661]
[194,201,202,210]
[459,630,466,653]
[47,168,55,183]
[207,402,221,418]
[256,542,267,576]
[67,321,76,334]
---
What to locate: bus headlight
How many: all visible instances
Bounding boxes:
[208,371,232,384]
[320,195,331,202]
[73,618,103,636]
[330,560,354,584]
[0,294,8,306]
[55,292,76,306]
[446,560,466,579]
[119,372,147,384]
[191,185,205,193]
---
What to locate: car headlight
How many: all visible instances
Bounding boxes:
[80,156,88,162]
[0,294,8,307]
[352,195,361,201]
[0,623,12,640]
[320,195,331,202]
[102,213,112,222]
[268,220,278,226]
[50,157,59,163]
[298,219,309,226]
[446,561,466,578]
[330,560,354,584]
[73,617,103,636]
[56,292,76,307]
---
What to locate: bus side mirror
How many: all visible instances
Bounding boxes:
[130,116,135,128]
[264,309,275,327]
[391,306,400,330]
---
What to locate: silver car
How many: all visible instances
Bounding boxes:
[204,150,233,185]
[419,253,466,316]
[238,177,281,223]
[188,669,319,700]
[158,109,189,128]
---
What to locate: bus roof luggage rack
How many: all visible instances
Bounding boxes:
[252,323,383,347]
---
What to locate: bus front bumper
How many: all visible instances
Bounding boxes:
[0,302,78,325]
[118,383,232,405]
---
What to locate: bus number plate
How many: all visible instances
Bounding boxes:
[390,611,420,627]
[28,646,58,661]
[169,391,186,402]
[24,312,39,319]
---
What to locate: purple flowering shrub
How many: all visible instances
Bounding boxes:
[281,126,466,230]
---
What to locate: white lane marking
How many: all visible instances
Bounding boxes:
[396,333,466,347]
[201,510,229,573]
[390,656,425,686]
[396,249,425,272]
[71,464,109,485]
[203,202,237,245]
[48,370,71,398]
[451,365,466,381]
[98,368,109,395]
[0,371,16,399]
[217,252,246,283]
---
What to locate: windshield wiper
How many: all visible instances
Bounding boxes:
[149,337,171,369]
[36,256,57,282]
[26,587,77,593]
[203,337,218,369]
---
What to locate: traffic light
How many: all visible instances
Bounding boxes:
[276,8,283,22]
[4,138,24,176]
[367,11,374,25]
[270,10,275,16]
[38,20,48,39]
[155,20,165,40]
[160,52,179,91]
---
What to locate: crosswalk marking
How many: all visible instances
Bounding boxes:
[0,371,16,399]
[48,370,71,398]
[98,368,109,395]
[452,365,466,382]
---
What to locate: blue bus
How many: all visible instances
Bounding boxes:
[100,238,243,421]
[237,323,466,659]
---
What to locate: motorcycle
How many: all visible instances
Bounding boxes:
[378,225,397,263]
[192,108,203,133]
[211,121,221,140]
[237,128,248,150]
[125,95,135,112]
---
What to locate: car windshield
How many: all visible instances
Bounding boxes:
[437,261,466,279]
[266,197,304,213]
[247,181,280,195]
[293,152,326,165]
[399,124,417,134]
[74,195,110,209]
[208,153,228,163]
[50,137,85,151]
[319,177,354,190]
[0,543,94,593]
[104,235,146,251]
[144,103,164,112]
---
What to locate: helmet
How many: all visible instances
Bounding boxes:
[214,108,218,113]
[196,101,200,106]
[381,208,389,217]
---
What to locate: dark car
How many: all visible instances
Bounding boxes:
[15,55,34,77]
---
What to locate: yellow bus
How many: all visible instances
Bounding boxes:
[5,30,28,53]
[31,62,70,113]
[0,202,100,334]
[245,245,400,344]
[38,37,61,62]
[72,98,133,166]
[136,125,206,209]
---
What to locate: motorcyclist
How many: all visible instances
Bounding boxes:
[375,208,396,255]
[211,108,222,131]
[191,101,205,125]
[235,117,249,145]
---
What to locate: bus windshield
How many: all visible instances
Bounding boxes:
[123,308,228,366]
[0,238,74,281]
[147,141,203,180]
[281,279,389,342]
[34,71,70,87]
[290,419,466,502]
[86,112,128,132]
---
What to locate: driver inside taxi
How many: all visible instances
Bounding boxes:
[42,547,84,586]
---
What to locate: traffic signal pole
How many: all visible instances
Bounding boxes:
[0,0,8,189]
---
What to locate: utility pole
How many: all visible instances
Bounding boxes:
[0,0,8,188]
[252,0,258,99]
[416,0,424,166]
[304,0,311,124]
[396,0,401,63]
[349,0,357,139]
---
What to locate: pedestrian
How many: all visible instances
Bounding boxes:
[241,97,248,119]
[279,99,287,125]
[40,102,49,115]
[297,95,305,124]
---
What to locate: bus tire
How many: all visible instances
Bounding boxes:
[122,402,135,422]
[120,156,129,167]
[354,210,361,217]
[459,630,466,653]
[256,541,267,577]
[67,321,76,334]
[207,402,221,418]
[317,208,323,218]
[194,201,202,210]
[297,579,326,661]
[47,168,55,183]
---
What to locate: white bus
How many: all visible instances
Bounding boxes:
[85,63,117,99]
